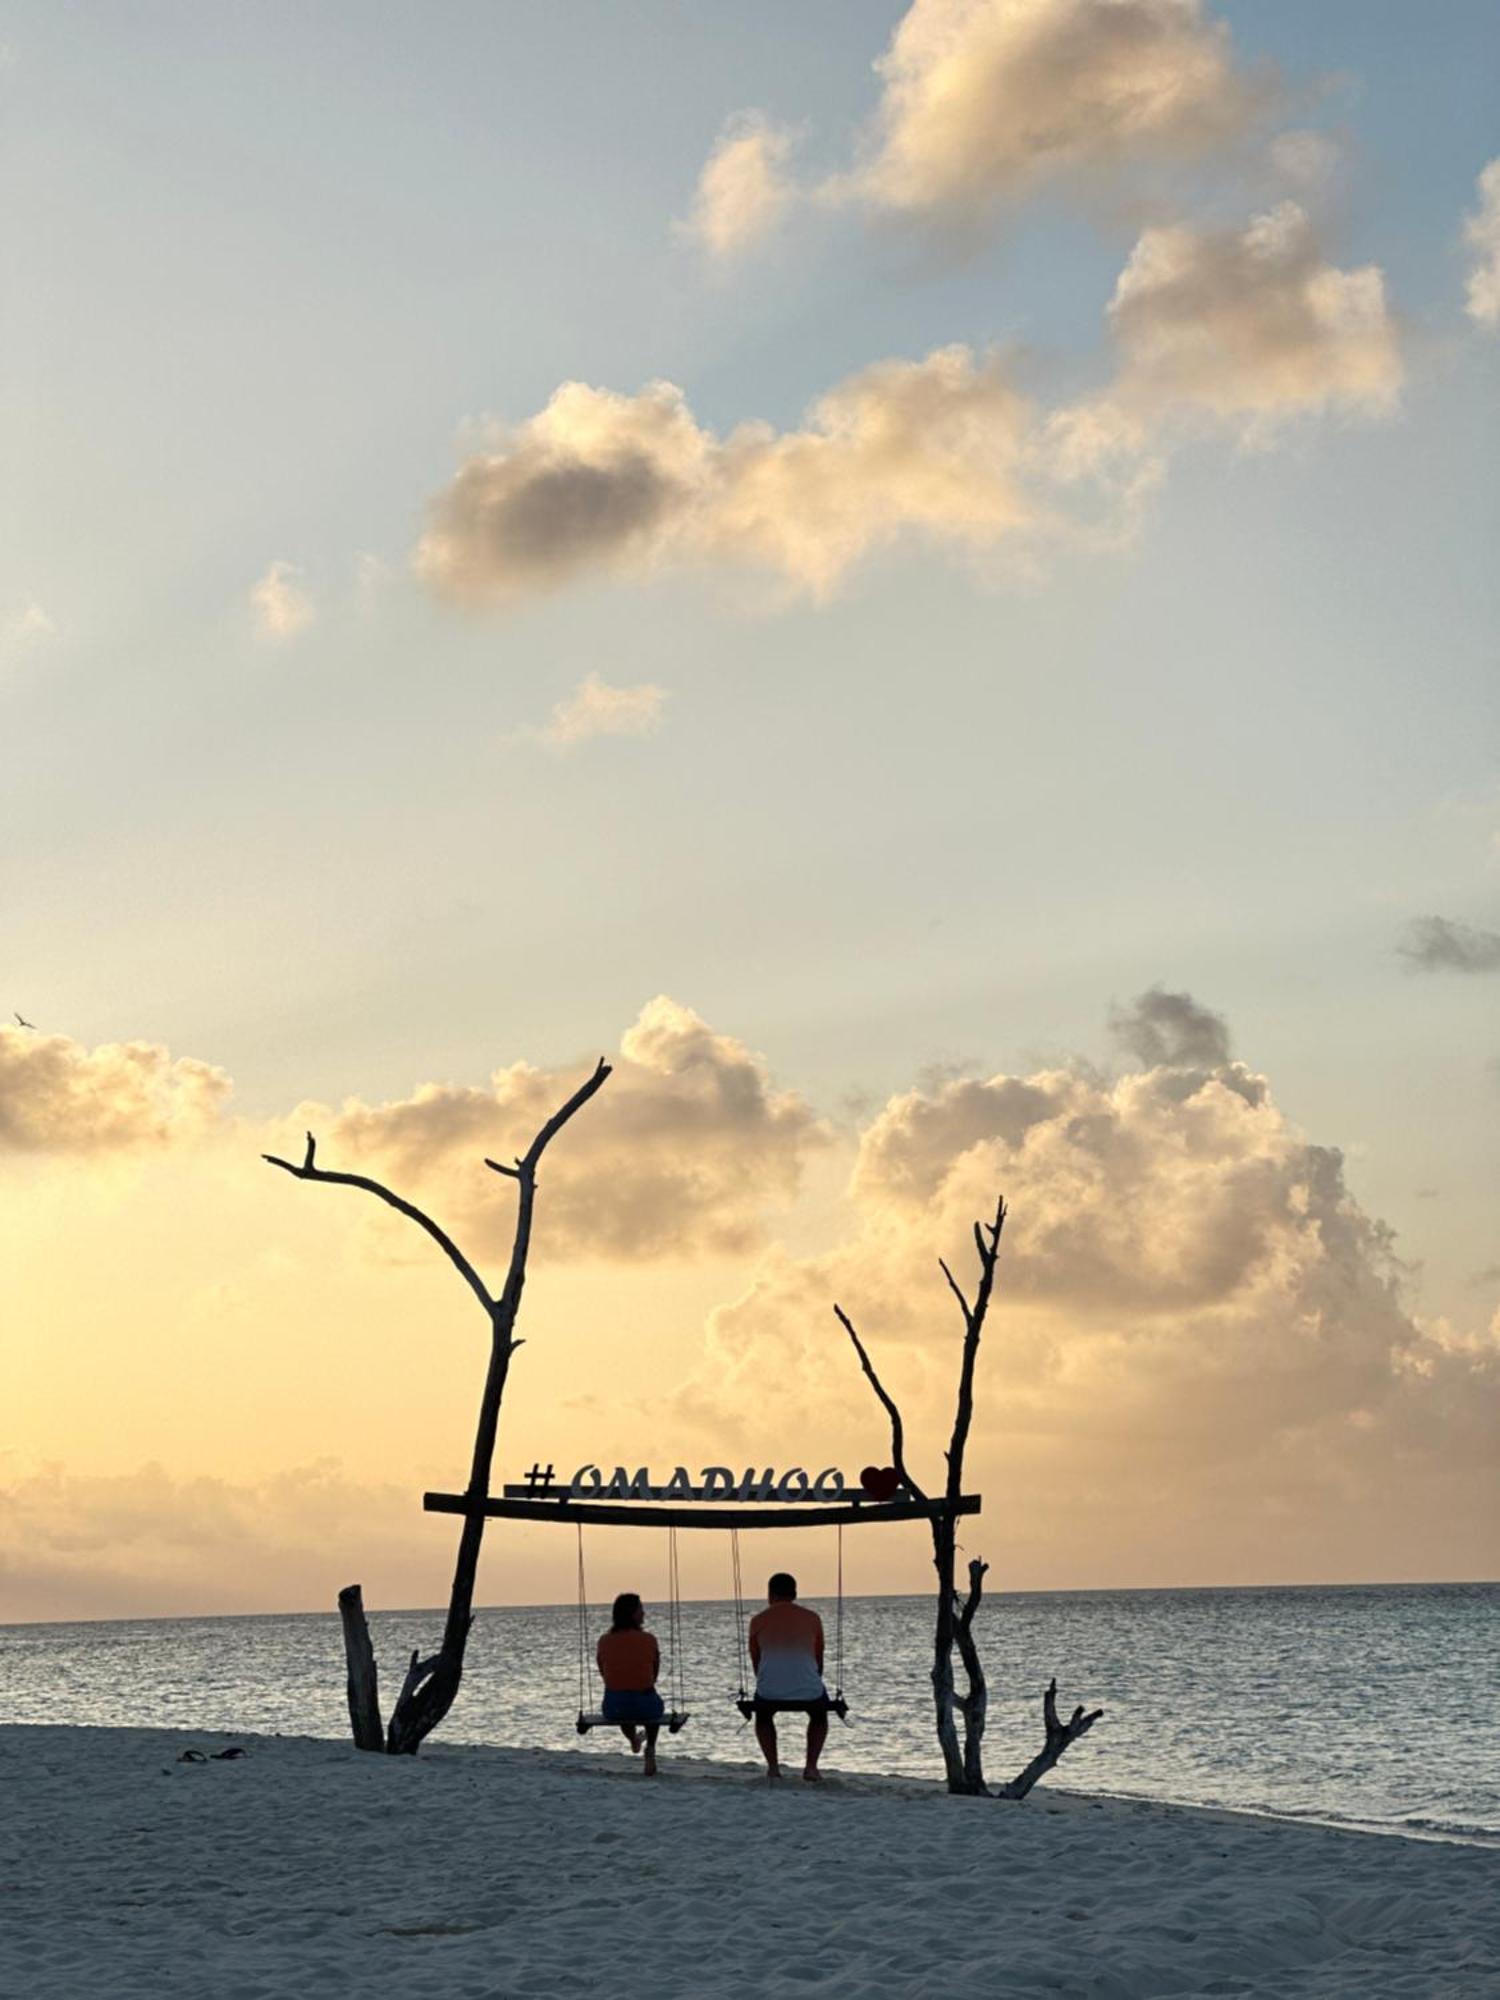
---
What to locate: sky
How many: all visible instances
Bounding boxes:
[2,0,1497,1623]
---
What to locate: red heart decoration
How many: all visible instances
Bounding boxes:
[859,1464,901,1502]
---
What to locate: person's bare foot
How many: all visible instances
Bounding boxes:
[627,1728,642,1754]
[765,1767,783,1784]
[642,1752,658,1777]
[802,1768,823,1783]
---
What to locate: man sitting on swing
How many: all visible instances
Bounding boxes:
[749,1572,830,1783]
[597,1592,665,1776]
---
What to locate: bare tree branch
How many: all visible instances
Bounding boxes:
[993,1677,1104,1801]
[520,1057,612,1171]
[937,1257,973,1325]
[263,1137,494,1315]
[833,1303,927,1504]
[945,1197,1006,1510]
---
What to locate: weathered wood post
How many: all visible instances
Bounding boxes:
[338,1584,383,1752]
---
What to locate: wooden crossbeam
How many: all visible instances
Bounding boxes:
[500,1482,866,1503]
[423,1491,981,1530]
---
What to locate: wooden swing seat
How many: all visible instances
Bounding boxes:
[735,1694,850,1722]
[576,1710,690,1735]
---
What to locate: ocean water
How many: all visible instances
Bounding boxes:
[3,1583,1496,1845]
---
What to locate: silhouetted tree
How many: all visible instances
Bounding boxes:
[264,1058,611,1755]
[836,1196,1101,1797]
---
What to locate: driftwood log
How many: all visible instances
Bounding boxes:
[266,1057,611,1755]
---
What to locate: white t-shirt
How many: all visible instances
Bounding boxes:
[749,1601,827,1701]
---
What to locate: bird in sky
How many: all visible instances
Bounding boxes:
[14,1012,37,1029]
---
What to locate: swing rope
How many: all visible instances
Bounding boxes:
[667,1525,688,1717]
[730,1526,752,1711]
[575,1522,595,1719]
[834,1520,845,1701]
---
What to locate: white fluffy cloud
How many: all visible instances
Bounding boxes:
[666,990,1498,1581]
[416,348,1041,603]
[298,997,829,1262]
[250,560,316,640]
[682,113,798,260]
[845,0,1263,226]
[417,201,1398,607]
[0,1027,231,1156]
[416,383,712,603]
[540,673,667,748]
[1464,158,1500,330]
[1097,201,1401,436]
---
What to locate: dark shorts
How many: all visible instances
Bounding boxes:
[753,1695,831,1723]
[601,1687,665,1725]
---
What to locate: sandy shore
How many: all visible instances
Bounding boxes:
[2,1725,1496,1998]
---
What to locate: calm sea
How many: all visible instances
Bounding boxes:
[3,1584,1496,1845]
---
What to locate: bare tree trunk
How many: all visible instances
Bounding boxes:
[993,1679,1104,1800]
[838,1197,1005,1797]
[953,1557,988,1793]
[266,1057,611,1756]
[838,1198,1102,1803]
[338,1585,383,1753]
[929,1511,967,1791]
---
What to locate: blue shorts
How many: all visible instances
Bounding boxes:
[601,1687,665,1724]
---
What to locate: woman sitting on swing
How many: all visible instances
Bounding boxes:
[596,1592,665,1776]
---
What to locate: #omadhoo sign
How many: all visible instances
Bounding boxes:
[503,1464,900,1503]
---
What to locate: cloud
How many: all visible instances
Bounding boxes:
[1108,984,1231,1068]
[415,383,713,603]
[2,601,57,654]
[682,113,798,260]
[708,345,1040,591]
[1398,915,1500,975]
[293,997,830,1263]
[0,1459,438,1622]
[842,0,1264,228]
[250,560,315,639]
[1097,201,1401,434]
[662,991,1498,1582]
[1268,129,1340,192]
[416,348,1047,604]
[0,1027,231,1156]
[1464,159,1500,330]
[416,201,1397,608]
[540,673,667,748]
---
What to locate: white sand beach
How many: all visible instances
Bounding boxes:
[2,1725,1497,1998]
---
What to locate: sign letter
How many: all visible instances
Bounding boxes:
[811,1467,846,1500]
[570,1464,603,1496]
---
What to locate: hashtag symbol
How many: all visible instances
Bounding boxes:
[525,1462,555,1492]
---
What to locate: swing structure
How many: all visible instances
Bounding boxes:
[424,1465,982,1734]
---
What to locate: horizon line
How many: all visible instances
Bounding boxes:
[4,1575,1495,1631]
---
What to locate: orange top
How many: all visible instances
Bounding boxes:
[748,1601,824,1671]
[596,1626,660,1693]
